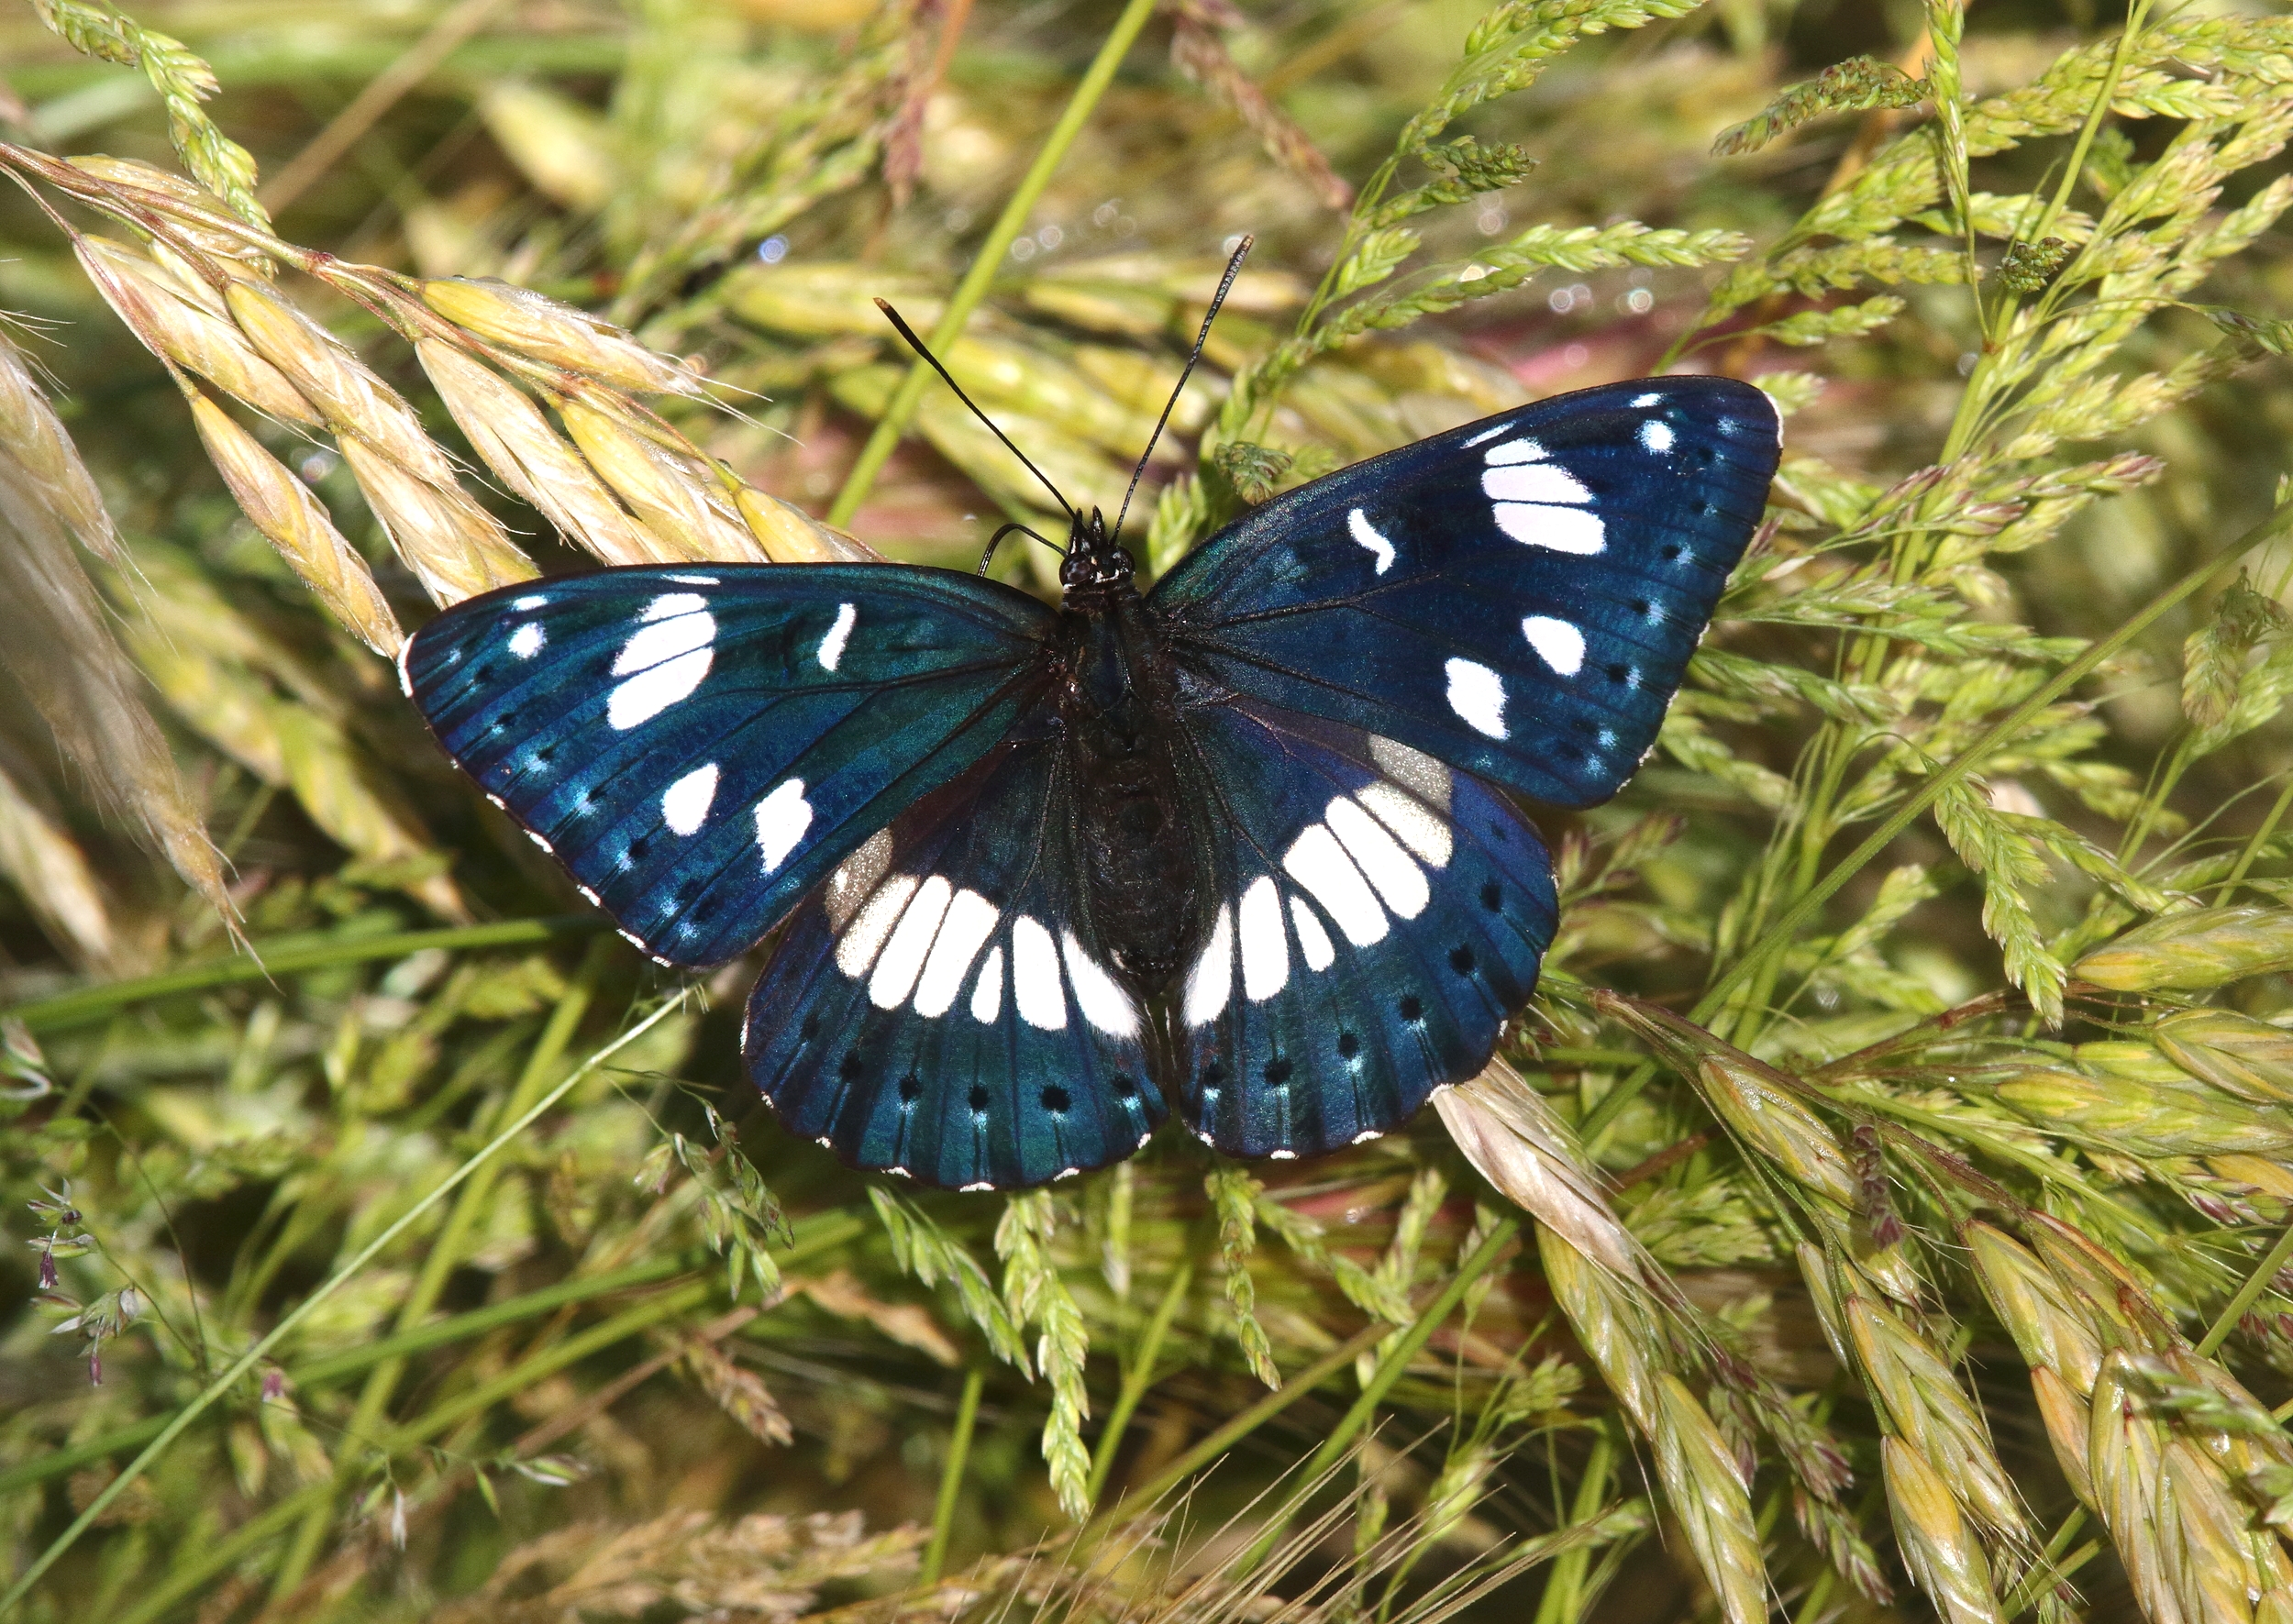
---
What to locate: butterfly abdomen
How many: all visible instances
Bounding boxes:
[1058,598,1201,986]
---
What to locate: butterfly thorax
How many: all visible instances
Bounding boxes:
[1055,563,1201,991]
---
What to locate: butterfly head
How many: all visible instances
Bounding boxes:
[1059,506,1135,602]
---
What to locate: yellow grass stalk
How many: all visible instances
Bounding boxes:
[0,322,126,567]
[77,236,319,425]
[186,394,402,655]
[1880,1438,2003,1624]
[415,340,662,567]
[1433,1060,1638,1276]
[222,279,460,487]
[337,437,536,604]
[419,278,701,396]
[557,397,766,564]
[732,483,881,564]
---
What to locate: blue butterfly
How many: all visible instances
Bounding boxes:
[404,352,1777,1189]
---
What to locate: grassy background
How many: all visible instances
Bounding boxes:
[6,0,2293,1620]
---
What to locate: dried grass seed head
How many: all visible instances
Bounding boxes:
[420,278,703,397]
[77,236,318,425]
[338,436,537,605]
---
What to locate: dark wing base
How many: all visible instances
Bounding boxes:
[745,744,1165,1189]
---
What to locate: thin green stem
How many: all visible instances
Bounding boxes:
[2221,775,2293,893]
[271,943,609,1596]
[7,916,604,1033]
[1086,1256,1195,1507]
[825,0,1158,527]
[1532,1422,1617,1624]
[1582,491,2293,1142]
[0,993,690,1619]
[1077,1320,1388,1542]
[924,1366,986,1584]
[108,1484,333,1624]
[2197,1221,2293,1356]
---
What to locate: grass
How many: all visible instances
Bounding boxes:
[6,0,2293,1619]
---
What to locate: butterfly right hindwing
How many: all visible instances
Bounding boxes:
[745,740,1165,1190]
[1167,697,1558,1160]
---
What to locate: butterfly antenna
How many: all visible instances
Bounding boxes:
[875,299,1075,522]
[1110,234,1251,547]
[977,520,1062,577]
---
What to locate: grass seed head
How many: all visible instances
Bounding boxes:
[1693,1055,1858,1208]
[420,278,702,396]
[187,394,401,654]
[732,483,881,564]
[2077,905,2293,991]
[2152,1009,2293,1105]
[0,328,126,568]
[416,340,662,567]
[1995,1065,2293,1156]
[1649,1373,1767,1624]
[2029,1366,2096,1506]
[1434,1060,1637,1276]
[78,237,318,425]
[1964,1223,2103,1391]
[1842,1287,2025,1540]
[338,436,536,604]
[557,397,765,564]
[222,280,458,487]
[1879,1438,2003,1624]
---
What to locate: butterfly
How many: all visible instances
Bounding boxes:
[404,345,1778,1191]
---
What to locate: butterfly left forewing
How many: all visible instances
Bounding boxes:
[1152,377,1779,809]
[1168,698,1556,1159]
[404,565,1053,967]
[745,740,1165,1189]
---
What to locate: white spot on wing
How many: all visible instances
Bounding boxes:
[1631,392,1662,408]
[1492,503,1605,555]
[1483,437,1547,465]
[1347,508,1395,574]
[1289,896,1335,970]
[641,592,706,623]
[870,875,952,1010]
[1184,904,1235,1026]
[609,603,715,729]
[836,872,916,978]
[914,889,999,1017]
[1357,782,1453,867]
[817,602,857,672]
[1327,797,1429,919]
[1368,736,1452,813]
[1445,657,1509,738]
[1482,463,1590,505]
[608,648,711,728]
[508,622,545,658]
[1522,615,1586,675]
[1238,876,1290,1001]
[753,778,813,873]
[396,637,415,698]
[1282,824,1387,945]
[825,829,892,930]
[1062,931,1140,1038]
[666,573,718,586]
[1462,422,1512,447]
[969,945,1004,1022]
[661,762,719,834]
[1012,916,1067,1030]
[1640,419,1675,453]
[514,594,548,610]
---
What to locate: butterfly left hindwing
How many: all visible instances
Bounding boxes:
[745,739,1165,1189]
[1168,697,1557,1160]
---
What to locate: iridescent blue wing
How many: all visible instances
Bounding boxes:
[1168,699,1556,1159]
[401,564,1054,967]
[744,741,1163,1189]
[1152,378,1779,808]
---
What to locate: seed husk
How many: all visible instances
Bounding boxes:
[416,340,661,567]
[224,280,459,487]
[2076,904,2293,990]
[188,394,402,654]
[558,398,764,564]
[338,436,537,604]
[2153,1008,2293,1104]
[80,237,319,425]
[732,483,881,564]
[420,278,701,396]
